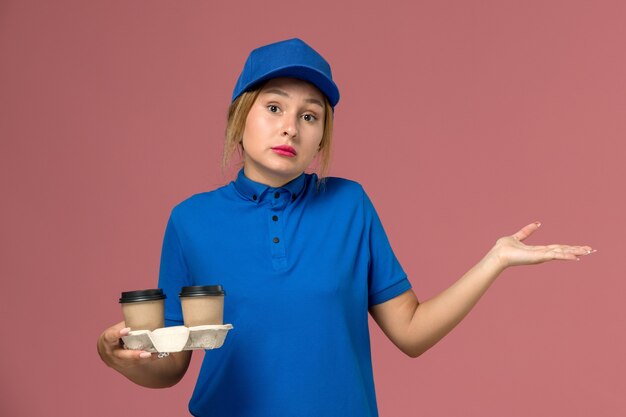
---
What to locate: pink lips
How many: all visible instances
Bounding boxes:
[272,145,297,157]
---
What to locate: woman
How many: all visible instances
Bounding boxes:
[97,38,594,416]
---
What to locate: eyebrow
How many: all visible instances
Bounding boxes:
[262,88,324,109]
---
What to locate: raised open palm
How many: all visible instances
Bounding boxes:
[491,222,595,268]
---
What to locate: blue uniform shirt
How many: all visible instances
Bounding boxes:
[158,169,411,416]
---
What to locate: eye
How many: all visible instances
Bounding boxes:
[302,113,317,122]
[267,105,280,113]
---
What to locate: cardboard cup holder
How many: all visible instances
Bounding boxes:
[122,324,234,353]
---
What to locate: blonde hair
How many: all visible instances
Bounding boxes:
[222,85,334,188]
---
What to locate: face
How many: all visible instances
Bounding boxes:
[241,77,326,187]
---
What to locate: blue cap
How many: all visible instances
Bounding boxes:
[231,38,340,107]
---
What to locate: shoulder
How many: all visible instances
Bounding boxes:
[169,183,232,220]
[305,175,371,217]
[313,175,366,199]
[313,176,383,222]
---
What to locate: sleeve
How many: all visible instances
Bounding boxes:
[362,188,412,307]
[157,209,192,326]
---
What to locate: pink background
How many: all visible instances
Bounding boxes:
[1,1,624,415]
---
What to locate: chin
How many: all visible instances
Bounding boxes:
[267,163,303,175]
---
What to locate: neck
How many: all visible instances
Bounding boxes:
[243,165,301,188]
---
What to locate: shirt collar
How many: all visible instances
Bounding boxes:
[233,169,307,203]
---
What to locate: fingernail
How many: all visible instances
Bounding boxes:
[535,222,541,227]
[139,352,151,359]
[120,328,131,336]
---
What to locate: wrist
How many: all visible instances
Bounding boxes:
[483,246,508,274]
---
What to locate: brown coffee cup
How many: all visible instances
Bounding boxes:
[119,289,166,331]
[179,285,225,327]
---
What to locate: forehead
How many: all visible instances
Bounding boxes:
[259,77,325,102]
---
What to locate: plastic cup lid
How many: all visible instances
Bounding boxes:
[179,285,225,297]
[119,288,166,303]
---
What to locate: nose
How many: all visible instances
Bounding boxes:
[281,115,298,138]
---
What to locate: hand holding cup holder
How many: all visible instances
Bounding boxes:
[119,286,233,353]
[122,324,234,353]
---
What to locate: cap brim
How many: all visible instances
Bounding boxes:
[235,65,340,107]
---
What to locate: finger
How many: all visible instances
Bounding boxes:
[567,246,595,256]
[549,250,581,261]
[546,245,594,255]
[546,246,597,261]
[512,221,541,242]
[571,245,595,254]
[113,347,155,361]
[102,322,127,345]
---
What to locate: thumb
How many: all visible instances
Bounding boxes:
[512,221,541,242]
